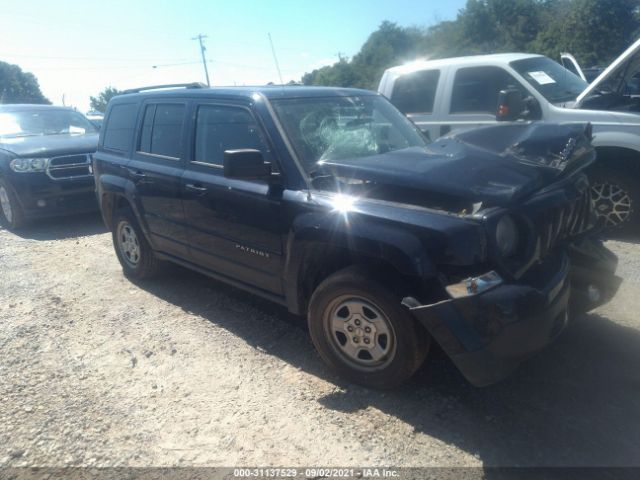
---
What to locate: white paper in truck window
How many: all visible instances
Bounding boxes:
[528,71,556,85]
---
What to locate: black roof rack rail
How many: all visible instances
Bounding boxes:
[122,82,208,94]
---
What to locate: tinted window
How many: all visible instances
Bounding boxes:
[450,67,526,114]
[103,103,138,151]
[391,70,440,114]
[139,105,154,153]
[138,103,185,159]
[194,105,266,166]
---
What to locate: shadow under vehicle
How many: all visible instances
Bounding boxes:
[94,85,621,389]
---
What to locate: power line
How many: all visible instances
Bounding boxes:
[0,51,190,62]
[268,33,284,85]
[192,34,211,86]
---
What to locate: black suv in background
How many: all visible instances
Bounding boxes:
[94,84,621,388]
[0,104,99,229]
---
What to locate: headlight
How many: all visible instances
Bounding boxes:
[495,214,519,257]
[10,158,49,173]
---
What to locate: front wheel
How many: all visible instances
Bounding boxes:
[308,266,430,389]
[590,171,639,232]
[0,178,25,230]
[112,209,162,279]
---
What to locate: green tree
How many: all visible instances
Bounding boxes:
[351,21,423,89]
[302,56,361,87]
[299,0,640,89]
[532,0,640,66]
[0,61,50,104]
[89,86,122,113]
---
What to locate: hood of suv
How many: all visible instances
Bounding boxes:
[0,133,99,158]
[312,122,595,209]
[575,37,640,107]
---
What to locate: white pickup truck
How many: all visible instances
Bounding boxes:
[378,39,640,231]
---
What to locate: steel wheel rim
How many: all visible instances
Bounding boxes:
[591,183,633,227]
[0,186,13,223]
[116,221,141,267]
[323,295,397,371]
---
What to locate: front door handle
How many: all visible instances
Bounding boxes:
[185,183,208,195]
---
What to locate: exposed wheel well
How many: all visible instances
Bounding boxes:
[591,146,640,177]
[101,193,132,230]
[293,244,444,316]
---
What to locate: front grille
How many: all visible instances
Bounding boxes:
[537,187,592,259]
[46,154,92,180]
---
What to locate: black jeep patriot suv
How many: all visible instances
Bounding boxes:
[94,84,621,388]
[0,104,99,229]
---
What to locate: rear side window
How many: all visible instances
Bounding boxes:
[138,103,185,159]
[194,105,266,167]
[450,66,525,114]
[102,103,138,152]
[390,70,440,114]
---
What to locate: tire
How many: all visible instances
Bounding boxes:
[589,170,640,232]
[112,208,162,279]
[0,177,25,230]
[308,266,430,389]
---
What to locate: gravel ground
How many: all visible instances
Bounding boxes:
[1,212,639,468]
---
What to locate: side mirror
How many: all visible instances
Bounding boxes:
[223,149,271,180]
[496,88,526,121]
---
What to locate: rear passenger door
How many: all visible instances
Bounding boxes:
[128,101,189,258]
[181,102,284,296]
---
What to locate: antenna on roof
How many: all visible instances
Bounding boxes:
[268,33,284,85]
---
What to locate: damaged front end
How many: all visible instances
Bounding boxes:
[403,123,622,387]
[405,240,620,387]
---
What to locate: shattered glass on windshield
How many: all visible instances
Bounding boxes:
[270,95,426,173]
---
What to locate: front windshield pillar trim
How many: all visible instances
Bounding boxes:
[260,93,312,197]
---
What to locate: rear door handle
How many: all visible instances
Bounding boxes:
[130,170,147,179]
[185,183,208,195]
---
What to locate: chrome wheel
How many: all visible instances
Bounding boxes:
[591,183,633,228]
[324,296,396,371]
[0,185,13,223]
[116,221,141,267]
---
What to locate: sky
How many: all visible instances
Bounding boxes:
[0,0,467,112]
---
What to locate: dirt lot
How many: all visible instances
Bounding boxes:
[1,212,639,469]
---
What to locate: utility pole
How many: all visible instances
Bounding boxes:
[192,34,211,86]
[268,33,284,85]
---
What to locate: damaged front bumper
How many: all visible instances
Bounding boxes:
[406,239,621,387]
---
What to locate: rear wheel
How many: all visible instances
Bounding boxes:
[0,178,25,230]
[112,209,162,279]
[308,266,429,389]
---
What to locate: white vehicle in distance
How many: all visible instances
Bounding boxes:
[379,39,640,232]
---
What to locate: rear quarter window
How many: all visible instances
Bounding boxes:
[102,103,138,152]
[390,70,440,114]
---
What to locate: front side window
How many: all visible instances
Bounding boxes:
[194,105,266,166]
[138,103,185,159]
[391,69,440,114]
[511,57,588,104]
[0,109,97,139]
[270,95,426,175]
[450,66,527,114]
